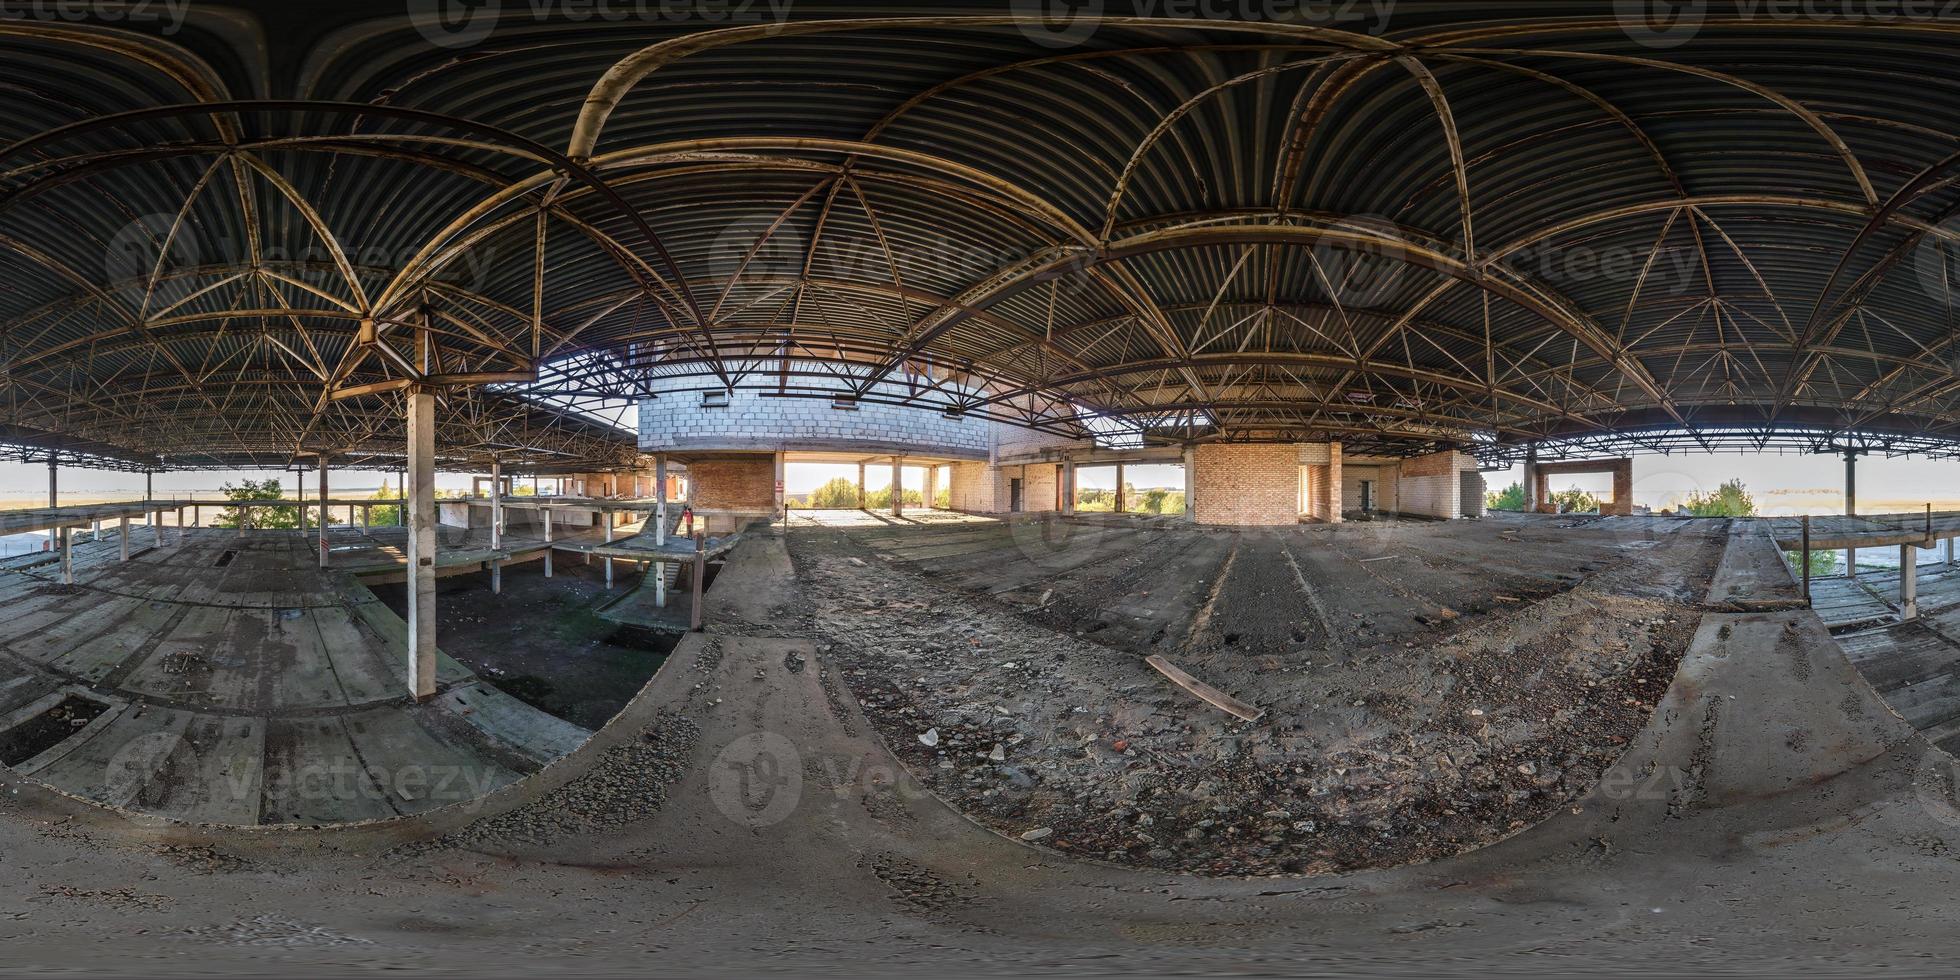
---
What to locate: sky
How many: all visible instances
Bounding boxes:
[2,449,1948,518]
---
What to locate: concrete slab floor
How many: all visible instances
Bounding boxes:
[2,518,1960,974]
[0,529,594,826]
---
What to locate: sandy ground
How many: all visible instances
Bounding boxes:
[3,520,1960,974]
[786,514,1722,875]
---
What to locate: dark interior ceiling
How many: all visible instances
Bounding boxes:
[4,1,1960,471]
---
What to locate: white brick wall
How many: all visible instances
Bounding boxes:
[638,367,991,457]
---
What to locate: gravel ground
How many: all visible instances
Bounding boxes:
[790,517,1724,876]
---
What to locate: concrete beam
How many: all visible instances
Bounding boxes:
[406,390,438,702]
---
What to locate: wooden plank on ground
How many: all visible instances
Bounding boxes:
[1145,654,1264,722]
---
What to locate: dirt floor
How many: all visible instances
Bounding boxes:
[369,559,675,730]
[788,512,1725,876]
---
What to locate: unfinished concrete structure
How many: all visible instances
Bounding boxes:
[7,3,1960,974]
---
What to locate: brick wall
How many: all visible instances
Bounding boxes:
[1397,450,1469,520]
[947,461,1008,513]
[690,456,777,511]
[1191,443,1300,526]
[1343,458,1400,515]
[1022,463,1060,513]
[1301,441,1341,522]
[638,366,990,458]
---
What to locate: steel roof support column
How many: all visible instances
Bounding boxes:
[46,455,56,551]
[1846,450,1860,579]
[406,389,439,702]
[318,457,330,569]
[489,455,503,595]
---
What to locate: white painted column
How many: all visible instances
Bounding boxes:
[45,456,57,551]
[654,454,667,606]
[318,457,330,569]
[406,390,438,701]
[152,506,162,548]
[655,455,669,546]
[542,507,554,578]
[119,516,130,561]
[1846,451,1859,578]
[773,452,786,516]
[603,515,615,588]
[1902,544,1919,621]
[489,457,503,595]
[1183,446,1197,523]
[1947,536,1956,566]
[298,467,308,535]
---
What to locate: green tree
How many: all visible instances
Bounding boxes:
[934,486,951,509]
[210,478,299,529]
[1549,485,1600,514]
[796,477,861,509]
[367,480,403,527]
[866,487,923,509]
[1682,478,1756,517]
[1785,549,1839,578]
[1075,487,1115,512]
[1486,481,1526,512]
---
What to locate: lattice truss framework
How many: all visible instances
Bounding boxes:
[4,4,1960,471]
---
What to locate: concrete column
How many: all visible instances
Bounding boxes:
[1846,451,1859,578]
[489,457,504,596]
[1902,544,1919,621]
[318,458,330,569]
[1947,537,1956,566]
[603,516,615,587]
[924,465,939,511]
[1061,460,1076,514]
[362,505,370,531]
[542,507,554,578]
[773,452,786,516]
[58,525,71,585]
[46,455,57,551]
[119,516,130,561]
[857,463,867,509]
[891,457,903,516]
[298,468,307,534]
[1115,463,1126,513]
[655,455,669,547]
[1522,445,1540,513]
[1183,446,1197,522]
[406,390,438,701]
[398,468,407,527]
[152,507,162,548]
